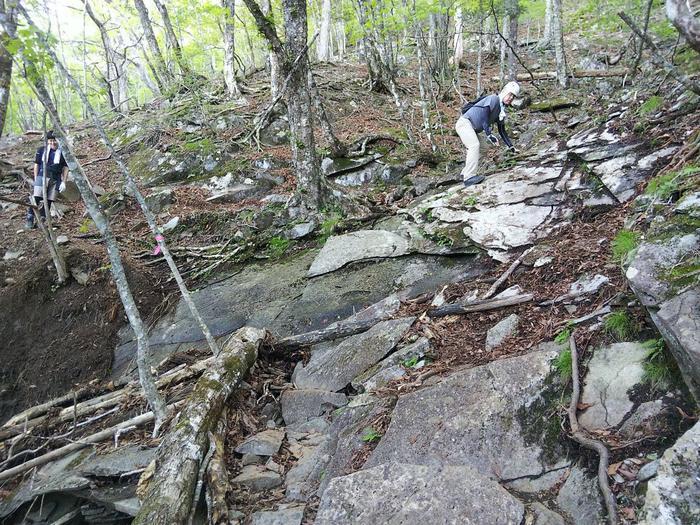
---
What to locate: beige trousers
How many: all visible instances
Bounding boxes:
[455,116,486,181]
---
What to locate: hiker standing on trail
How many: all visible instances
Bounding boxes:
[25,131,68,230]
[455,81,520,187]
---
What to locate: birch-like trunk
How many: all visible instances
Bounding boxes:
[19,5,222,359]
[133,0,170,89]
[24,71,167,432]
[540,0,553,47]
[260,0,281,100]
[0,0,17,137]
[505,0,519,80]
[152,0,189,75]
[317,0,332,61]
[335,18,346,59]
[552,0,568,87]
[665,0,700,54]
[222,0,243,99]
[453,7,464,67]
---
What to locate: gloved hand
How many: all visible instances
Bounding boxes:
[509,146,520,154]
[486,134,499,146]
[59,181,66,192]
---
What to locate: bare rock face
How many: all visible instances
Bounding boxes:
[627,234,700,402]
[485,313,520,350]
[315,463,525,525]
[292,318,415,392]
[641,421,700,524]
[577,342,649,431]
[280,389,348,426]
[235,429,285,457]
[366,344,570,490]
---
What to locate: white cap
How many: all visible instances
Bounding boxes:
[500,81,521,98]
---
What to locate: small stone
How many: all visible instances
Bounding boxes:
[637,460,659,482]
[161,216,179,231]
[5,277,16,285]
[55,235,69,244]
[3,250,22,260]
[569,274,609,296]
[534,256,553,267]
[235,429,285,456]
[71,268,90,286]
[251,505,305,525]
[266,459,284,474]
[287,222,316,240]
[232,465,283,492]
[281,389,348,426]
[241,454,264,466]
[485,314,520,350]
[494,285,523,299]
[531,502,566,525]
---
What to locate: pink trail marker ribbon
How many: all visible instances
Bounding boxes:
[153,234,164,255]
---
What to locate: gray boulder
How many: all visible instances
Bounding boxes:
[293,318,415,392]
[485,313,519,350]
[315,463,524,525]
[578,342,648,431]
[641,421,700,524]
[232,465,283,492]
[235,429,285,456]
[281,389,348,426]
[251,505,305,525]
[366,345,569,488]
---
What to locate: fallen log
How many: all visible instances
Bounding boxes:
[428,294,534,318]
[133,327,265,525]
[0,403,183,482]
[492,68,630,81]
[273,317,386,350]
[0,356,216,443]
[205,420,231,525]
[529,99,579,112]
[482,247,533,300]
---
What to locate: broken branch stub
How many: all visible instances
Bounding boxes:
[133,326,266,525]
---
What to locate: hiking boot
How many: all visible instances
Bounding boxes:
[463,175,485,187]
[23,219,36,230]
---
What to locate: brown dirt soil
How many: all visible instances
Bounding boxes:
[0,248,170,424]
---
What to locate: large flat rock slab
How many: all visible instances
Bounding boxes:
[315,463,525,525]
[641,421,700,524]
[293,318,415,392]
[308,230,411,277]
[366,345,568,484]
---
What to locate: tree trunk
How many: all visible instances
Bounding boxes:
[222,0,243,99]
[242,0,329,211]
[22,70,168,432]
[18,5,223,358]
[505,0,519,80]
[133,327,265,525]
[317,0,332,61]
[82,0,127,112]
[308,69,345,156]
[260,0,281,100]
[666,0,700,54]
[152,0,189,75]
[540,0,553,47]
[453,7,464,67]
[0,0,17,137]
[133,0,170,88]
[552,0,568,87]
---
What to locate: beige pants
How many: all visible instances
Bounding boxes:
[455,116,486,181]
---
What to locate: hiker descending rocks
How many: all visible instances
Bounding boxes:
[25,130,69,230]
[456,81,520,187]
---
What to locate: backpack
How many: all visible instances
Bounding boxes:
[461,94,488,115]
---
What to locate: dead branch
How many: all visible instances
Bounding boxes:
[133,327,265,525]
[428,294,533,318]
[492,68,630,82]
[482,247,533,300]
[273,317,395,351]
[205,422,231,525]
[567,335,619,525]
[618,11,700,96]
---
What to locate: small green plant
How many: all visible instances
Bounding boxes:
[268,236,290,258]
[604,310,638,341]
[642,339,677,391]
[639,96,663,116]
[553,349,573,381]
[403,356,419,368]
[78,219,93,234]
[554,322,574,344]
[611,229,640,264]
[361,427,382,443]
[463,196,477,207]
[318,213,342,246]
[645,173,678,201]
